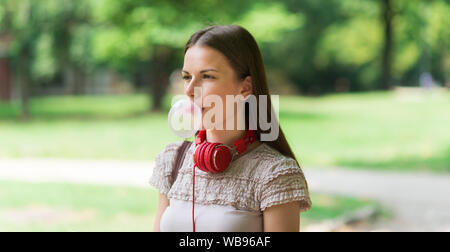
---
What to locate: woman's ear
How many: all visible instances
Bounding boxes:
[240,75,253,99]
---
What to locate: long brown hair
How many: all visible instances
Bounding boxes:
[184,25,301,168]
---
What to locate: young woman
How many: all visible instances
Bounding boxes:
[150,25,312,232]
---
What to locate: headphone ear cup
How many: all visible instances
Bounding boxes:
[195,143,207,172]
[200,143,211,172]
[213,145,232,172]
[205,143,219,172]
[194,142,233,173]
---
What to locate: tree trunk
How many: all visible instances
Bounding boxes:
[73,66,86,95]
[0,58,12,101]
[64,64,85,95]
[147,46,176,112]
[17,51,31,121]
[381,0,394,90]
[18,72,30,121]
[150,70,170,112]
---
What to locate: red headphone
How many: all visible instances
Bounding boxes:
[193,129,258,173]
[191,129,258,232]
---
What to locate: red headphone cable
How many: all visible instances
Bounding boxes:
[192,163,196,232]
[191,130,257,232]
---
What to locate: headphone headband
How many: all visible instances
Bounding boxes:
[195,130,257,153]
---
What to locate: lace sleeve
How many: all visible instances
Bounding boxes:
[259,158,312,212]
[149,141,184,195]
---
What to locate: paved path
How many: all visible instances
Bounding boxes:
[0,158,154,188]
[1,159,449,231]
[305,168,450,232]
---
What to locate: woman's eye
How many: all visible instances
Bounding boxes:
[182,75,214,81]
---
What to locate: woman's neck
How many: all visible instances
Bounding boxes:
[206,129,245,147]
[205,129,262,156]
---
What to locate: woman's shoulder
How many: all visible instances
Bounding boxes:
[154,141,193,174]
[248,143,311,212]
[156,140,194,160]
[149,141,194,195]
[244,143,304,183]
[158,141,187,156]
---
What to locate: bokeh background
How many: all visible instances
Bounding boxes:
[0,0,449,232]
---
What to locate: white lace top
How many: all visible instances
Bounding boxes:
[149,141,312,232]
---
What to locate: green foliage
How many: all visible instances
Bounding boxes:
[1,0,96,82]
[266,0,450,93]
[90,0,302,73]
[236,2,304,43]
[31,33,57,81]
[1,0,449,97]
[317,17,382,66]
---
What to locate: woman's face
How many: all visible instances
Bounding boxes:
[182,45,252,130]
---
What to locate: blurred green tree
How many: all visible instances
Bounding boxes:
[1,0,39,120]
[90,0,301,112]
[381,0,393,90]
[0,0,95,120]
[266,0,449,94]
[0,0,448,117]
[393,0,450,86]
[0,0,303,115]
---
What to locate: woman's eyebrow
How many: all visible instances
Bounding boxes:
[182,69,219,74]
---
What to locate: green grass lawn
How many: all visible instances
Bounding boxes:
[0,180,376,232]
[0,90,448,172]
[280,90,450,173]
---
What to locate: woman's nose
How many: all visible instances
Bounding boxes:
[185,79,203,108]
[184,77,199,99]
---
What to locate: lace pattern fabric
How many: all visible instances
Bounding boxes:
[149,141,312,213]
